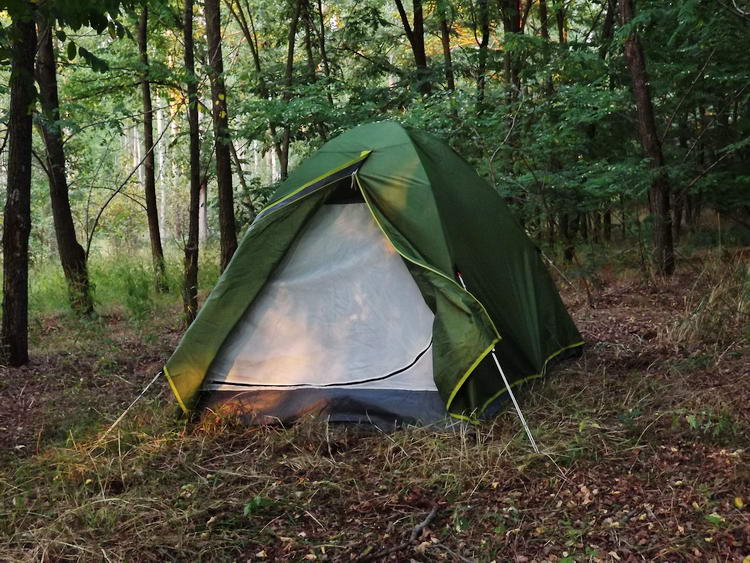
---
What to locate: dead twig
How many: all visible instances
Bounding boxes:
[357,503,439,561]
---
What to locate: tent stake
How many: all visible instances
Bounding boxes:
[456,273,540,453]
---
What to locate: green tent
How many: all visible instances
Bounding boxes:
[164,121,582,425]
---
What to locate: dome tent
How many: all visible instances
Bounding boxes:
[163,121,583,426]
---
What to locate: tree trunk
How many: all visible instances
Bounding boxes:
[476,0,490,105]
[599,0,617,59]
[673,115,689,242]
[539,0,555,95]
[315,0,334,97]
[438,2,455,91]
[183,0,201,323]
[205,0,238,271]
[2,12,37,366]
[394,0,431,95]
[278,0,302,179]
[36,14,94,315]
[226,0,285,171]
[603,210,612,242]
[500,0,523,100]
[620,0,674,276]
[554,0,567,43]
[138,7,168,291]
[301,0,328,141]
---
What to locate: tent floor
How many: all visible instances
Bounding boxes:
[198,387,449,429]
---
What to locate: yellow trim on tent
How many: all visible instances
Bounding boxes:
[444,338,499,413]
[256,150,372,217]
[163,366,189,414]
[355,175,501,339]
[478,340,585,413]
[448,411,480,424]
[356,174,506,418]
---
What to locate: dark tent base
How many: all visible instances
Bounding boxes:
[198,388,449,429]
[196,344,583,429]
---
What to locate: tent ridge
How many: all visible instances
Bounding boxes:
[255,150,371,221]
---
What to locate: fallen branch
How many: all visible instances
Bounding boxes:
[358,503,438,561]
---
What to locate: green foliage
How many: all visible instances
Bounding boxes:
[242,495,275,517]
[2,0,749,328]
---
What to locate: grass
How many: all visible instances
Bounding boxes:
[28,248,221,318]
[1,247,749,561]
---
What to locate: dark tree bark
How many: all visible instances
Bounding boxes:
[599,0,617,240]
[500,0,523,100]
[673,115,689,242]
[315,0,333,88]
[554,0,567,43]
[598,0,617,59]
[2,12,37,366]
[476,0,490,105]
[138,6,168,291]
[438,2,455,91]
[301,0,328,141]
[539,0,550,40]
[278,0,302,179]
[183,0,201,323]
[205,0,238,271]
[620,0,674,276]
[36,14,94,315]
[603,210,612,241]
[394,0,431,95]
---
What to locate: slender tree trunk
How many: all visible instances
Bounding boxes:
[500,0,523,101]
[35,14,94,315]
[672,114,690,243]
[603,210,612,242]
[539,0,550,40]
[476,0,490,105]
[620,0,674,276]
[226,0,285,170]
[278,0,302,179]
[2,12,37,366]
[229,140,254,220]
[183,0,201,323]
[438,3,455,91]
[315,0,334,94]
[394,0,431,95]
[554,0,567,43]
[301,0,328,141]
[539,0,555,95]
[205,0,238,271]
[138,7,168,291]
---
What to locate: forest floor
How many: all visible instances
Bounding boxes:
[1,251,749,562]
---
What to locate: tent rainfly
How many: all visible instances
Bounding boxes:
[163,121,583,426]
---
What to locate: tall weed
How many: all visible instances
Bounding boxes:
[659,255,750,350]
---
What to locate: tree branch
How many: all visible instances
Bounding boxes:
[85,104,181,259]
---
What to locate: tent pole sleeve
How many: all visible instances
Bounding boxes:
[456,272,540,453]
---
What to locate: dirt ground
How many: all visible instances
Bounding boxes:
[1,260,748,561]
